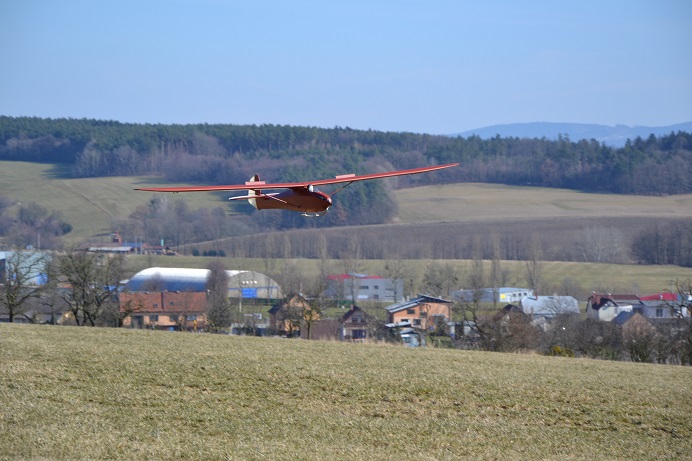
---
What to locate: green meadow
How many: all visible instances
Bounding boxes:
[1,324,690,460]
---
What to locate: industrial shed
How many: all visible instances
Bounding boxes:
[125,267,283,299]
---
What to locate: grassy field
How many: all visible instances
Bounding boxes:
[2,161,691,243]
[394,182,692,223]
[1,324,690,460]
[0,161,232,243]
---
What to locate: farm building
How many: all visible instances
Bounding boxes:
[454,287,534,304]
[125,267,282,300]
[519,295,580,318]
[120,267,282,330]
[326,273,404,303]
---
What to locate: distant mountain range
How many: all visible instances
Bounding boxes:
[452,122,692,147]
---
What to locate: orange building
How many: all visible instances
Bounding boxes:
[385,295,452,331]
[120,291,207,330]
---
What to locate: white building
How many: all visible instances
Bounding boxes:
[326,273,404,303]
[125,267,282,300]
[519,295,580,318]
[454,287,534,304]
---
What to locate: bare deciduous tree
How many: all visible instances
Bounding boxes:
[422,261,458,298]
[206,261,231,333]
[622,314,658,363]
[384,252,408,303]
[0,251,49,322]
[525,234,544,295]
[54,249,130,326]
[453,254,488,347]
[575,226,627,263]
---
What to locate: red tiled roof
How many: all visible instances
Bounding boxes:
[639,292,677,302]
[120,291,207,314]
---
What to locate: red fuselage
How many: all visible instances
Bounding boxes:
[255,188,332,213]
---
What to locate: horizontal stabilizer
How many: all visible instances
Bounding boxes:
[229,193,292,206]
[229,193,280,201]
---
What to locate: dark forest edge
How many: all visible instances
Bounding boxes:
[1,116,691,240]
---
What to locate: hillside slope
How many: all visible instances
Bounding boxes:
[3,161,691,246]
[0,162,231,243]
[394,183,692,223]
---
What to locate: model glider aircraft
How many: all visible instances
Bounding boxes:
[135,163,458,217]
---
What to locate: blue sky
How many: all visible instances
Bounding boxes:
[1,0,691,134]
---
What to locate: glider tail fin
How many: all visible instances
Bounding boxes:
[247,174,261,209]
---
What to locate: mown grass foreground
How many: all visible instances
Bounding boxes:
[1,325,690,460]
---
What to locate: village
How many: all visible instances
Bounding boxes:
[2,248,690,363]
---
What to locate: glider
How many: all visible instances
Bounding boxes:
[135,163,458,217]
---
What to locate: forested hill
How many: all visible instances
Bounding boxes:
[1,116,691,197]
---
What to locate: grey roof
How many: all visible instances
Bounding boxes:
[520,296,580,317]
[612,309,642,326]
[125,267,278,293]
[386,295,451,314]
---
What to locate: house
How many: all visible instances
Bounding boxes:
[326,273,404,303]
[639,292,690,319]
[268,292,317,337]
[586,293,636,322]
[340,305,375,341]
[454,287,534,304]
[587,292,690,322]
[385,295,452,332]
[120,291,207,330]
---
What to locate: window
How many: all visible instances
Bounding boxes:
[656,308,664,318]
[352,330,366,339]
[413,319,422,326]
[149,315,158,322]
[360,285,369,290]
[186,315,197,321]
[374,285,379,290]
[407,308,415,315]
